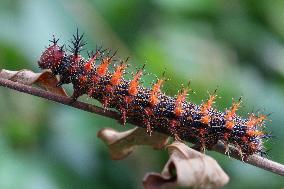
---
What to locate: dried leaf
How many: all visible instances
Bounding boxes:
[97,127,169,160]
[0,69,67,96]
[143,142,229,189]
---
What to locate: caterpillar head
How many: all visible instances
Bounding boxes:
[38,36,65,72]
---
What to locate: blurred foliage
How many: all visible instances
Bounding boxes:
[0,0,284,188]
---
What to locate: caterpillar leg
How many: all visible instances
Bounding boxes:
[102,97,110,110]
[144,108,154,136]
[119,106,127,125]
[234,143,245,161]
[223,141,231,157]
[56,80,64,87]
[173,134,182,142]
[198,130,206,153]
[169,120,182,142]
[56,76,71,87]
[70,89,82,102]
[199,140,206,153]
[143,118,152,136]
[192,142,206,153]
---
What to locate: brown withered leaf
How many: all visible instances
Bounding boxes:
[0,69,67,96]
[97,127,169,160]
[143,142,229,189]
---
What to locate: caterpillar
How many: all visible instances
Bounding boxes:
[38,30,271,160]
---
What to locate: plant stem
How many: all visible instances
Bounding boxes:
[0,77,283,176]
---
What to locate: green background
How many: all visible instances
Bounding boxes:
[0,0,283,188]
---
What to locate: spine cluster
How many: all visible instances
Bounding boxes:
[38,30,270,159]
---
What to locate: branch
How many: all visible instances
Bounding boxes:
[0,77,283,177]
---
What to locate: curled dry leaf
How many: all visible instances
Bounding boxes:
[0,69,67,96]
[143,142,229,189]
[97,127,169,160]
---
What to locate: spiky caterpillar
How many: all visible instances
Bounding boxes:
[38,30,271,159]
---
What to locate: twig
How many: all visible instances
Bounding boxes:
[0,78,283,176]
